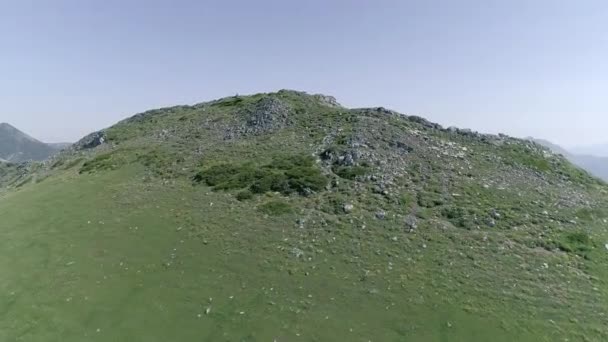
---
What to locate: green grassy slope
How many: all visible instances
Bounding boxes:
[1,90,607,341]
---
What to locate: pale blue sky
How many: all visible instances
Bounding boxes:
[1,0,607,146]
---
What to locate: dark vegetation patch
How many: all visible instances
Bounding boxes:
[558,231,593,255]
[258,200,294,216]
[211,96,244,108]
[441,206,482,229]
[417,191,445,208]
[194,154,328,197]
[236,190,254,201]
[80,152,121,174]
[333,165,369,180]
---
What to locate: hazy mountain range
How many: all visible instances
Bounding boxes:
[0,123,68,162]
[529,137,608,181]
[570,144,608,158]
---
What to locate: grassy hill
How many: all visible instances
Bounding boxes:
[1,90,607,341]
[0,123,59,162]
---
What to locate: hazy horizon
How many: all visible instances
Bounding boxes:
[2,1,608,147]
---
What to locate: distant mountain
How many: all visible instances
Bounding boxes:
[570,144,608,158]
[529,138,571,156]
[0,123,62,162]
[529,137,608,181]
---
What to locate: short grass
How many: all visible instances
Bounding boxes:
[0,166,606,341]
[2,91,608,341]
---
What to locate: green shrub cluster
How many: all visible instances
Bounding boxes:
[80,153,118,174]
[236,190,254,201]
[418,191,444,208]
[194,155,328,196]
[258,200,293,216]
[441,206,482,229]
[558,231,592,255]
[333,165,369,180]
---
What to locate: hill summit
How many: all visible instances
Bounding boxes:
[0,90,607,341]
[0,122,60,162]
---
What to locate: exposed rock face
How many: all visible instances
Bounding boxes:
[244,97,292,134]
[222,97,293,139]
[313,94,342,108]
[74,131,106,150]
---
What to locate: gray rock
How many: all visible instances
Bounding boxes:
[290,247,304,258]
[404,215,417,231]
[375,210,386,220]
[313,94,342,107]
[244,97,292,134]
[74,131,106,150]
[343,203,354,213]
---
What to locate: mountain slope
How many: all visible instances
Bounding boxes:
[0,123,58,162]
[1,90,607,341]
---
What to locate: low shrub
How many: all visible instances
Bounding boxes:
[258,200,293,216]
[194,154,328,197]
[558,231,592,254]
[236,190,254,201]
[333,165,369,180]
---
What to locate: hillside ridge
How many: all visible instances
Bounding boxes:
[0,90,607,341]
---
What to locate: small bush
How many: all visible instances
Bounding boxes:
[441,206,479,229]
[250,172,289,194]
[558,231,592,254]
[333,165,369,180]
[417,191,444,208]
[284,166,327,193]
[258,200,293,216]
[319,192,354,215]
[236,190,254,201]
[193,164,246,187]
